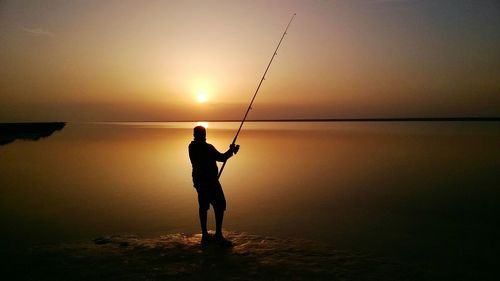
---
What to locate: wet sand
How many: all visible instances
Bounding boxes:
[4,231,424,281]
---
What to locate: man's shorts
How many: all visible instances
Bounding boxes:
[195,181,226,211]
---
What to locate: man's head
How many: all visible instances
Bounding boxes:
[193,126,206,141]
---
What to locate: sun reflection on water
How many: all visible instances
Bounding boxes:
[196,121,209,128]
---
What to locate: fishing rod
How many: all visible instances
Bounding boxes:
[218,13,296,179]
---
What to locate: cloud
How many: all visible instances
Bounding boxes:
[21,27,55,38]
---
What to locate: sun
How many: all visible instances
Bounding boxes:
[196,91,207,103]
[191,78,213,104]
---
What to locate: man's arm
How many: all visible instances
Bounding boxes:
[211,144,239,162]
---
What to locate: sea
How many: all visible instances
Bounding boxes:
[1,121,498,280]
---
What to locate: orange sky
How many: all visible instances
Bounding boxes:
[1,0,499,121]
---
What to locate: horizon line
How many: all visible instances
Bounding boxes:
[1,117,500,124]
[105,117,500,123]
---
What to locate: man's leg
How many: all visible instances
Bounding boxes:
[196,187,209,237]
[214,208,224,238]
[214,207,232,246]
[213,181,227,239]
[199,208,208,236]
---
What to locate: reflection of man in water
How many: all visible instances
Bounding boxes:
[188,126,239,245]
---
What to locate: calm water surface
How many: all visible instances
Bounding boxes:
[1,121,499,274]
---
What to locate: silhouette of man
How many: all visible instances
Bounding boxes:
[188,126,239,245]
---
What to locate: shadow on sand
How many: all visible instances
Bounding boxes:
[7,231,425,281]
[0,122,66,145]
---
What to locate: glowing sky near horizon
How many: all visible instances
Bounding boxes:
[0,0,499,121]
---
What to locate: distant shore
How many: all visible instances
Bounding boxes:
[0,122,66,145]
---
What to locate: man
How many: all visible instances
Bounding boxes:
[188,125,239,245]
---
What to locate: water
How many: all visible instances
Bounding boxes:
[1,121,499,279]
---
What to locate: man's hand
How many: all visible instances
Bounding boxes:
[230,144,240,154]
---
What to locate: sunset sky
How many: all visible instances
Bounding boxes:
[1,0,499,121]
